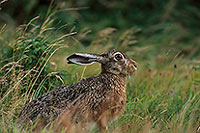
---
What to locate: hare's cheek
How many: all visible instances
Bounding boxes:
[117,60,126,69]
[125,65,133,75]
[112,67,122,74]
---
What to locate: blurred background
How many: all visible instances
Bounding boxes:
[0,0,200,56]
[1,0,200,72]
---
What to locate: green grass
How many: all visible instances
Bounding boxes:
[0,11,199,133]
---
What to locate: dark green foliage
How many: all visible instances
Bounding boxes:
[0,33,65,99]
[14,36,52,69]
[1,0,199,57]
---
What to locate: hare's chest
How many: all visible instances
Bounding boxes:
[109,91,126,120]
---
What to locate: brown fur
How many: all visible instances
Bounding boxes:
[18,50,137,132]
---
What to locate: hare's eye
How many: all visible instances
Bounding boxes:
[114,53,123,61]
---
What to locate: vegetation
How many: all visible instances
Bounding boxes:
[0,0,199,132]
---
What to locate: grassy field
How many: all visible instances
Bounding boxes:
[0,4,200,133]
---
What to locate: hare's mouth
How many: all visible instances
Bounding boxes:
[130,70,137,76]
[124,70,136,76]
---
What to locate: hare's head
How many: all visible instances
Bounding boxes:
[67,50,137,76]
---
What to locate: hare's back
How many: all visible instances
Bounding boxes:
[18,85,83,123]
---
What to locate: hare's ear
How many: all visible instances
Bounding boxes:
[67,53,103,65]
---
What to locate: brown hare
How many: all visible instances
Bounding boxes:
[18,49,137,132]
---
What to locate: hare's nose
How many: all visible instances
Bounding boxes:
[131,64,137,71]
[131,61,138,71]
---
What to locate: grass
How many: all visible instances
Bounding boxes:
[0,11,199,133]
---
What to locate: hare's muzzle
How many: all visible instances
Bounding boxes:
[128,60,138,74]
[131,64,137,71]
